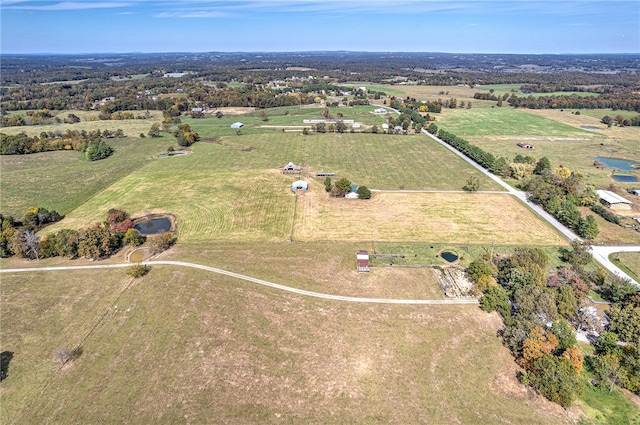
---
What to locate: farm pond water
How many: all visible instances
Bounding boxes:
[594,157,640,173]
[134,217,172,235]
[440,251,459,262]
[612,174,638,182]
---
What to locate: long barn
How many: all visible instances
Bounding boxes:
[596,190,633,210]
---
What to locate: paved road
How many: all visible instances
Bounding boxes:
[0,261,479,305]
[422,130,640,286]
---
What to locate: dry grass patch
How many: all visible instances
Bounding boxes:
[1,266,575,425]
[294,191,567,245]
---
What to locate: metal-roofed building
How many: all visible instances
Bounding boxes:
[596,190,633,210]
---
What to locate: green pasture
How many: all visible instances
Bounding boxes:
[0,137,166,217]
[369,242,567,269]
[436,107,639,188]
[609,252,640,283]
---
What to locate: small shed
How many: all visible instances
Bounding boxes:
[291,180,308,192]
[629,189,640,196]
[374,108,387,114]
[283,161,301,173]
[230,122,244,129]
[356,250,370,272]
[596,190,633,210]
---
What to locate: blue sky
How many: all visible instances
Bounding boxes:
[1,0,639,54]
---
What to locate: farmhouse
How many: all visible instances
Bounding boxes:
[291,180,308,192]
[596,190,633,210]
[517,142,535,149]
[356,250,370,272]
[230,122,244,129]
[283,161,301,173]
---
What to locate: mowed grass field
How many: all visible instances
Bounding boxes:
[0,137,170,217]
[1,265,580,425]
[39,131,511,243]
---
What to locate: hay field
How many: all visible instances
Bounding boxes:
[294,191,567,245]
[0,266,576,425]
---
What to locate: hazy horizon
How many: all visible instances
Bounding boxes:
[1,1,638,55]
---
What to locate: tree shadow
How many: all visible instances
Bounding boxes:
[0,351,14,381]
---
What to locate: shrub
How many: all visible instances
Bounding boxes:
[126,263,149,278]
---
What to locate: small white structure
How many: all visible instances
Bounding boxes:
[373,108,387,114]
[345,191,359,199]
[596,190,633,210]
[381,123,389,130]
[291,180,308,192]
[230,122,244,129]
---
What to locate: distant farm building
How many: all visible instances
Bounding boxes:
[373,108,387,114]
[291,180,308,192]
[356,250,370,272]
[283,161,301,173]
[629,189,640,196]
[517,142,535,149]
[345,184,359,198]
[164,72,186,78]
[230,122,244,129]
[596,190,633,210]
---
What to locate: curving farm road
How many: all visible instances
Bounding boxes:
[422,130,640,286]
[0,261,479,305]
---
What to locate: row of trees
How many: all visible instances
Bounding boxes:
[323,177,371,199]
[518,161,600,239]
[437,129,504,173]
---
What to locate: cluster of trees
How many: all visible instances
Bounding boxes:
[323,177,371,199]
[472,243,640,405]
[1,130,118,158]
[601,114,640,127]
[437,129,505,173]
[0,208,64,258]
[0,208,175,261]
[173,123,200,147]
[518,161,599,239]
[473,247,588,407]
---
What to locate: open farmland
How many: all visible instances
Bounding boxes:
[0,137,166,217]
[0,266,579,425]
[38,131,508,241]
[0,110,163,138]
[294,191,567,246]
[436,107,640,188]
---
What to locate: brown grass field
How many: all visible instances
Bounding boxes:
[0,260,579,425]
[294,191,567,246]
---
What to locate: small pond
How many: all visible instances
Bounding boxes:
[134,217,172,235]
[440,251,459,263]
[581,125,601,131]
[612,174,638,183]
[594,157,640,173]
[158,152,186,158]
